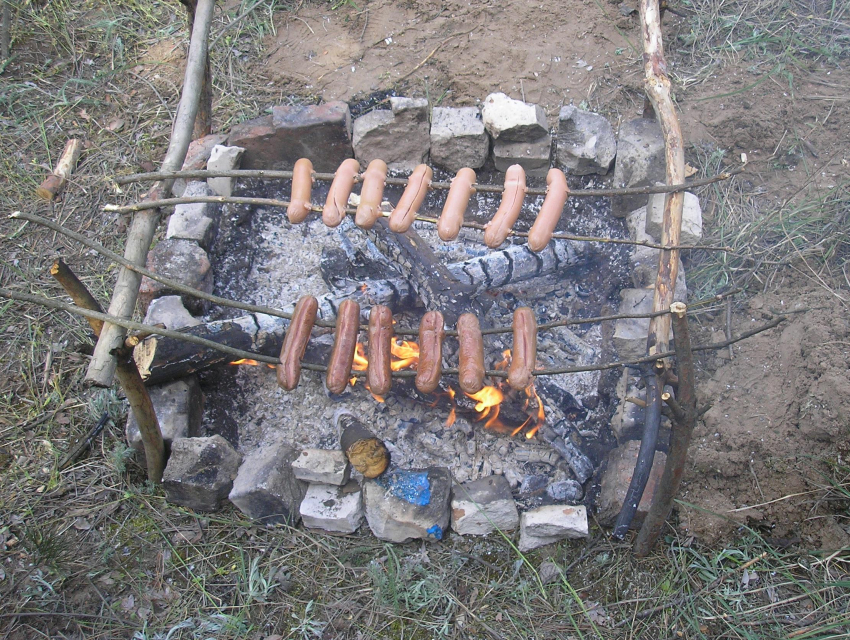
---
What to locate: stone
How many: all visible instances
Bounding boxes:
[596,440,667,528]
[362,467,451,543]
[143,295,201,331]
[163,435,241,512]
[173,133,227,197]
[629,244,687,301]
[207,145,245,197]
[429,107,489,172]
[480,92,548,142]
[138,238,213,314]
[228,438,307,525]
[166,181,218,248]
[299,482,363,533]
[291,449,350,486]
[518,505,589,551]
[492,135,552,177]
[352,97,430,172]
[646,192,703,245]
[626,205,653,242]
[612,288,653,360]
[546,479,584,502]
[126,377,203,457]
[227,101,353,171]
[610,370,645,443]
[611,118,666,217]
[450,475,519,535]
[555,105,616,175]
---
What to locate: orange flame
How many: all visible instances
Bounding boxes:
[465,386,505,430]
[444,387,457,427]
[390,339,420,371]
[495,349,511,371]
[230,359,275,369]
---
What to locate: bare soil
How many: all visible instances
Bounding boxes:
[263,0,850,546]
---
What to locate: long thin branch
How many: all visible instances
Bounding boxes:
[0,287,788,380]
[113,165,745,197]
[86,0,215,388]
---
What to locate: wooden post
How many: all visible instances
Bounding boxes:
[50,259,166,483]
[36,139,82,201]
[634,302,698,555]
[180,0,213,139]
[85,0,215,388]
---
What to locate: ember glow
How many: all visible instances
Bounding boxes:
[229,358,276,369]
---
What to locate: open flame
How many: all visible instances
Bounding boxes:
[465,385,505,430]
[229,358,275,369]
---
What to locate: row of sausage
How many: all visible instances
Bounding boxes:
[287,158,570,252]
[277,296,538,396]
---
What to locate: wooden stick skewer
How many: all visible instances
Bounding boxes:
[36,139,82,201]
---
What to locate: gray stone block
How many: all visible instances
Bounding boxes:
[163,435,241,512]
[646,192,703,245]
[126,377,203,457]
[611,118,666,217]
[481,92,548,142]
[229,438,308,525]
[173,133,227,197]
[207,145,245,197]
[626,206,654,242]
[493,134,552,177]
[352,97,430,172]
[291,449,350,486]
[612,288,653,360]
[518,505,589,551]
[451,475,519,535]
[363,467,451,543]
[227,101,353,172]
[430,107,489,172]
[596,440,667,528]
[555,106,616,176]
[143,295,201,331]
[138,238,213,314]
[166,182,218,248]
[629,244,687,301]
[300,482,363,533]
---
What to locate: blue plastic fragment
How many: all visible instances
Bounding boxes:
[377,470,431,506]
[426,524,443,540]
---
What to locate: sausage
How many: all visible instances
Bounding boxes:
[437,168,476,241]
[415,310,444,394]
[325,299,361,394]
[367,305,393,397]
[287,158,314,224]
[389,164,433,232]
[508,306,537,390]
[276,295,319,390]
[483,164,526,248]
[355,159,388,229]
[322,158,361,228]
[527,168,569,252]
[457,313,485,394]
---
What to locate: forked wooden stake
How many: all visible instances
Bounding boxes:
[50,258,166,483]
[36,139,82,201]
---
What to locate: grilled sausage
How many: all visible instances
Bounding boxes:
[437,168,476,241]
[484,164,526,248]
[508,306,537,390]
[415,310,444,394]
[325,299,361,394]
[457,313,485,394]
[322,158,361,228]
[277,295,319,390]
[528,168,569,252]
[287,158,314,224]
[355,159,388,229]
[367,305,393,397]
[389,164,433,232]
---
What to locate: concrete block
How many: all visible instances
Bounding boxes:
[646,192,703,245]
[207,145,245,197]
[518,505,589,551]
[300,482,363,533]
[291,449,350,486]
[228,438,307,525]
[163,435,241,512]
[143,295,201,331]
[451,475,519,535]
[481,92,547,142]
[596,440,667,528]
[363,467,451,543]
[138,239,213,314]
[126,377,203,457]
[352,97,430,172]
[612,288,653,360]
[430,107,489,172]
[611,118,666,217]
[173,133,227,197]
[555,106,616,176]
[166,181,218,248]
[492,134,552,177]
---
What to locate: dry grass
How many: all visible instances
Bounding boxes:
[1,1,849,639]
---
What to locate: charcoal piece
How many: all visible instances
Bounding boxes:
[519,474,548,498]
[540,423,594,484]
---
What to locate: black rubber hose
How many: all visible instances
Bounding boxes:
[612,368,663,539]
